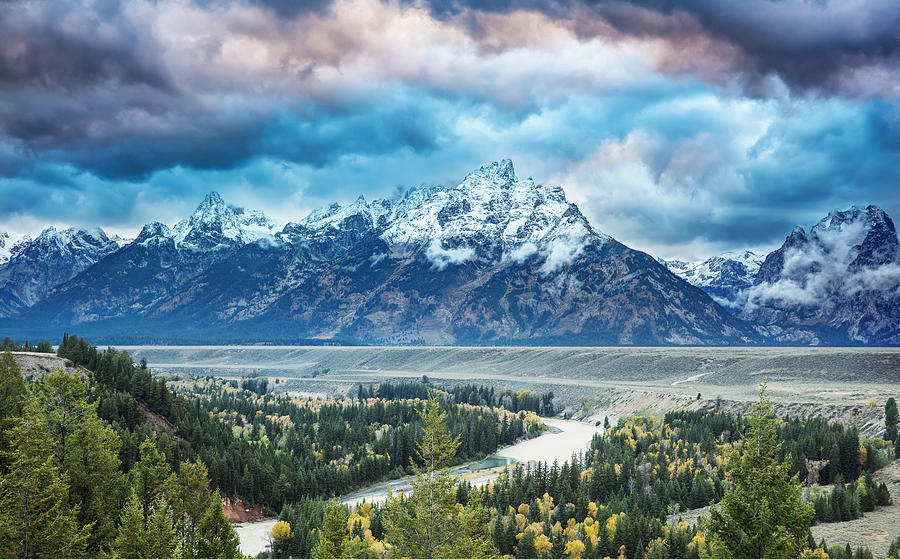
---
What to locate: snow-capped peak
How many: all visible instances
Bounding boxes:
[172,191,277,250]
[0,231,29,265]
[461,158,516,188]
[663,249,764,312]
[289,160,607,273]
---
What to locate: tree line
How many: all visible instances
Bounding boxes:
[57,333,545,512]
[360,381,558,416]
[1,336,53,353]
[0,350,241,558]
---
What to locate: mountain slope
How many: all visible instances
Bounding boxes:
[742,205,900,344]
[663,250,764,312]
[0,227,121,317]
[38,159,758,344]
[20,193,277,327]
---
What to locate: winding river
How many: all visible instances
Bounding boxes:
[234,416,607,556]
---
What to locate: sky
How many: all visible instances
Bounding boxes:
[1,0,899,261]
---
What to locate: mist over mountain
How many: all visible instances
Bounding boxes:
[661,205,900,345]
[743,205,900,345]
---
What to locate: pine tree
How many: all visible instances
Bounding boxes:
[383,397,500,559]
[132,439,170,526]
[0,393,88,558]
[0,350,27,474]
[145,500,177,559]
[311,502,348,559]
[704,385,814,559]
[166,458,212,555]
[885,398,898,446]
[113,490,149,559]
[195,491,242,559]
[40,369,126,553]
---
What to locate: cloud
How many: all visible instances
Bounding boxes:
[0,0,898,264]
[539,233,587,275]
[425,239,475,269]
[506,241,538,263]
[745,215,900,311]
[420,0,900,97]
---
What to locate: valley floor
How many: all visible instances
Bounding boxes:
[125,345,900,437]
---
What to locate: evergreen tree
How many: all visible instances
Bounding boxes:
[383,397,500,559]
[166,458,212,555]
[704,385,814,559]
[0,393,88,558]
[195,490,242,559]
[885,398,898,446]
[40,369,126,553]
[311,502,348,559]
[0,350,27,474]
[145,499,177,559]
[132,439,170,526]
[113,490,149,559]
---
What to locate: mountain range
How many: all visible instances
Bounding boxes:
[3,160,898,345]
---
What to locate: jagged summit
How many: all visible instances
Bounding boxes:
[130,191,278,251]
[744,204,899,344]
[0,231,29,265]
[663,250,764,312]
[288,159,607,272]
[0,226,121,317]
[461,158,516,187]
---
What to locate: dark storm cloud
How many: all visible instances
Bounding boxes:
[423,0,900,95]
[0,1,172,91]
[0,0,898,259]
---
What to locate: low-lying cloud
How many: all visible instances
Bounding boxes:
[745,216,900,311]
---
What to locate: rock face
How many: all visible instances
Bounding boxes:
[10,165,898,346]
[14,160,757,345]
[663,250,764,313]
[0,228,120,317]
[22,193,278,328]
[741,205,900,345]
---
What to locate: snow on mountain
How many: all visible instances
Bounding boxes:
[109,159,754,345]
[662,250,764,312]
[292,159,608,274]
[743,205,900,344]
[0,227,121,316]
[110,235,133,247]
[172,191,278,251]
[0,231,30,265]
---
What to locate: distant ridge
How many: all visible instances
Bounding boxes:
[4,164,898,345]
[8,160,756,346]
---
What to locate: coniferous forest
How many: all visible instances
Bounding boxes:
[2,335,900,559]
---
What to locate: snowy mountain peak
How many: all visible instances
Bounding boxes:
[744,205,900,343]
[462,158,516,188]
[0,231,29,265]
[0,226,122,315]
[136,222,174,245]
[283,160,605,273]
[663,249,764,312]
[173,192,277,250]
[197,191,226,212]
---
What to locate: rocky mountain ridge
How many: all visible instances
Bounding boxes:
[0,227,121,317]
[10,160,756,345]
[4,164,898,345]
